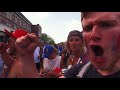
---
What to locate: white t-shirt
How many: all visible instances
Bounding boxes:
[34,46,40,63]
[43,56,61,72]
[0,55,4,75]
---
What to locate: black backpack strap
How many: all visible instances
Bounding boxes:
[76,62,91,78]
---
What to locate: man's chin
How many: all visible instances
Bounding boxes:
[92,61,107,70]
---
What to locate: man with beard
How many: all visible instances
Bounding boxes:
[62,12,120,78]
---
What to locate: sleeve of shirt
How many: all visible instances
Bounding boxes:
[64,63,84,78]
[43,58,49,70]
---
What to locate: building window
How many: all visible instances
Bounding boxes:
[21,21,24,27]
[7,21,14,29]
[11,24,14,29]
[7,22,12,28]
[24,23,26,28]
[11,14,15,22]
[20,20,22,26]
[6,21,9,26]
[27,25,29,30]
[1,18,6,25]
[0,12,7,16]
[6,12,11,19]
[16,18,21,25]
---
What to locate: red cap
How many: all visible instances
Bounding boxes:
[4,29,28,39]
[53,67,61,74]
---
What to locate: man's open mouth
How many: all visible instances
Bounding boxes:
[90,45,104,57]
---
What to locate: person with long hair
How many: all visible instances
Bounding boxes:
[60,30,89,71]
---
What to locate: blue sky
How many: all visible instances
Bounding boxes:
[21,12,82,43]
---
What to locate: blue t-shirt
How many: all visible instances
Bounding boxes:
[0,55,4,75]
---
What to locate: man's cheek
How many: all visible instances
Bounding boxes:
[84,39,89,48]
[117,34,120,50]
[112,36,117,52]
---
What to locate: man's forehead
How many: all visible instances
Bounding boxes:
[82,12,120,19]
[82,12,120,24]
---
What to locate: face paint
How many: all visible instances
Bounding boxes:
[112,36,117,52]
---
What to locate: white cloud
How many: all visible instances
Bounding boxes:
[21,12,82,44]
[59,19,83,43]
[49,19,83,43]
[21,12,50,24]
[64,19,82,32]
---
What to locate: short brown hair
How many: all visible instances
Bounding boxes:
[81,12,92,21]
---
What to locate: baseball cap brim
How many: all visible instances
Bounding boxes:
[4,29,28,39]
[4,29,17,39]
[43,53,51,58]
[43,54,48,58]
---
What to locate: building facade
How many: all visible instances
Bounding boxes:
[0,12,42,43]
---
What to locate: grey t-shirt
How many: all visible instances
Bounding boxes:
[64,62,120,78]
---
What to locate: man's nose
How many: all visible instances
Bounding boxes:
[90,25,102,42]
[71,40,76,44]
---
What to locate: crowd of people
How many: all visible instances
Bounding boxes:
[0,12,120,78]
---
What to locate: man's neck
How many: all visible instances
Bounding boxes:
[97,60,120,76]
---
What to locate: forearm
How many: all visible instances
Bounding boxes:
[17,54,41,78]
[1,51,14,68]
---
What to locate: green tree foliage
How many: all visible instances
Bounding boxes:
[41,33,55,45]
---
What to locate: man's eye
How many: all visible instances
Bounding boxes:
[75,39,80,42]
[69,39,73,42]
[83,25,93,32]
[99,22,115,28]
[99,23,112,27]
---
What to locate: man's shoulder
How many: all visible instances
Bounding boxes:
[73,62,90,69]
[64,63,90,78]
[76,62,92,78]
